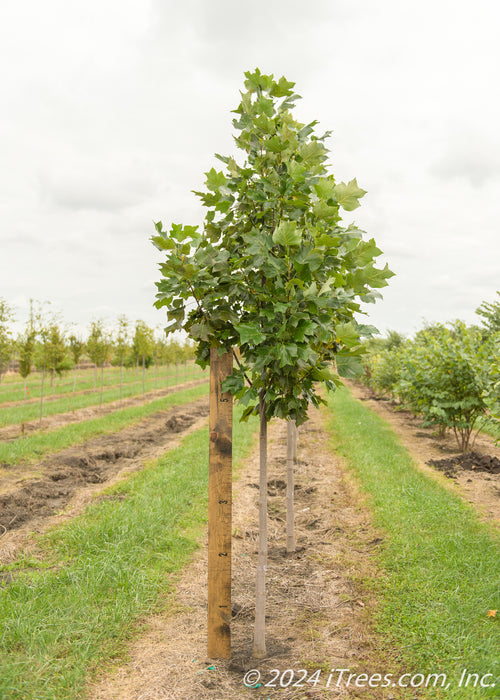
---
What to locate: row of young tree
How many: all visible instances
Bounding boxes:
[0,299,195,398]
[362,292,500,451]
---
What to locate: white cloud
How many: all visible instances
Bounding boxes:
[2,0,500,337]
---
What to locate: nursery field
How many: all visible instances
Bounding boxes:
[0,363,209,545]
[0,381,498,700]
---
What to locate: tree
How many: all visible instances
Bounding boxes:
[45,323,68,393]
[395,322,491,450]
[17,326,36,402]
[17,300,37,401]
[68,334,85,393]
[132,320,154,396]
[153,68,392,656]
[113,315,130,404]
[30,300,59,425]
[0,299,15,383]
[86,320,111,406]
[476,292,500,337]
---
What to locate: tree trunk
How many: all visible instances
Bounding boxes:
[39,364,46,427]
[120,360,123,407]
[253,391,268,658]
[100,364,104,407]
[24,377,27,403]
[142,355,146,397]
[286,420,296,554]
[73,366,77,394]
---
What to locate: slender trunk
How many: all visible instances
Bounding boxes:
[286,420,296,554]
[165,362,169,388]
[73,365,77,394]
[100,364,104,407]
[253,391,268,658]
[120,360,123,407]
[142,355,145,397]
[94,364,97,391]
[51,368,55,395]
[39,364,46,427]
[154,357,157,390]
[175,360,178,385]
[24,377,27,403]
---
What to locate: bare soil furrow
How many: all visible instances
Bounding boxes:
[88,407,392,700]
[348,381,500,524]
[0,396,209,561]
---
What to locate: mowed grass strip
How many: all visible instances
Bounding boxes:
[326,386,500,698]
[0,362,200,405]
[0,406,259,700]
[0,365,207,425]
[0,382,209,464]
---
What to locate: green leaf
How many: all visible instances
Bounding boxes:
[333,178,367,211]
[311,365,341,383]
[205,168,227,192]
[335,354,363,378]
[298,140,327,165]
[235,323,266,345]
[151,235,175,251]
[335,322,361,348]
[314,178,336,200]
[270,75,295,97]
[353,238,383,266]
[272,221,302,247]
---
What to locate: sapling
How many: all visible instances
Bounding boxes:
[153,68,392,657]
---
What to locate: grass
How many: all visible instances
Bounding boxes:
[0,405,259,700]
[0,382,209,464]
[326,386,500,698]
[0,363,207,425]
[0,361,199,400]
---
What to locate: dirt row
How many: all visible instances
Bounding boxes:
[348,381,500,523]
[0,395,210,564]
[0,377,208,441]
[89,407,390,700]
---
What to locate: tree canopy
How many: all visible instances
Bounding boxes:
[153,69,393,425]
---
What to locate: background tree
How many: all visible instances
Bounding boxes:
[29,300,58,425]
[17,302,37,401]
[131,320,154,396]
[153,68,392,656]
[0,299,15,383]
[68,334,86,393]
[45,322,68,393]
[113,315,130,404]
[476,291,500,337]
[86,319,111,406]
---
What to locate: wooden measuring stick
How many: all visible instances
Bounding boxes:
[207,348,233,658]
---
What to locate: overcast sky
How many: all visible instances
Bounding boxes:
[2,0,499,338]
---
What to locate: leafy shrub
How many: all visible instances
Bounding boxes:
[396,323,491,451]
